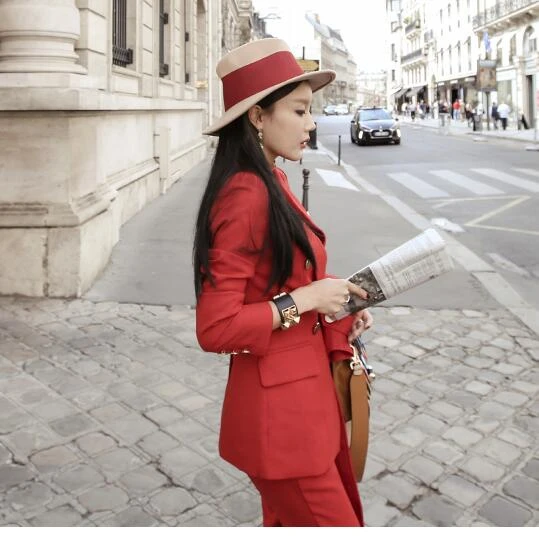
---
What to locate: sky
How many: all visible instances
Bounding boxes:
[251,0,387,72]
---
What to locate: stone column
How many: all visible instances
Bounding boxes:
[0,0,86,73]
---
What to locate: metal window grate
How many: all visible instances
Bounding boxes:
[159,0,169,76]
[112,0,133,67]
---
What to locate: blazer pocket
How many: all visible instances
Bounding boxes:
[258,343,320,387]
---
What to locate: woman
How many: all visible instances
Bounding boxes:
[193,38,373,527]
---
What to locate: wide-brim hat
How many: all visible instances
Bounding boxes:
[203,38,336,135]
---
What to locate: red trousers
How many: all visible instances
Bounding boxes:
[249,460,362,527]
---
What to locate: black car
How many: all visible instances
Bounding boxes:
[350,107,401,145]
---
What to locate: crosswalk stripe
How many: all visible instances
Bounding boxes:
[471,168,539,193]
[386,172,450,198]
[513,168,539,179]
[430,170,504,195]
[315,168,359,191]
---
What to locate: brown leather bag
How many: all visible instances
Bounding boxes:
[332,337,374,481]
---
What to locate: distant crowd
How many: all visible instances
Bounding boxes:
[398,99,512,130]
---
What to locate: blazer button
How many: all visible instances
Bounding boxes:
[305,259,311,269]
[312,321,321,334]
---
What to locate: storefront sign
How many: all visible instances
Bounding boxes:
[476,59,497,92]
[297,59,320,72]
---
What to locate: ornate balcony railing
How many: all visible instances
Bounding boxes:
[473,0,538,28]
[405,19,421,34]
[401,49,424,63]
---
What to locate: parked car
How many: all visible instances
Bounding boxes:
[323,104,338,115]
[335,103,350,115]
[350,107,401,145]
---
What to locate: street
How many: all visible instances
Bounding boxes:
[314,114,539,312]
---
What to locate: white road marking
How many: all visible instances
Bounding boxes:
[513,168,539,178]
[472,168,539,193]
[466,196,530,226]
[316,168,359,191]
[431,217,465,233]
[487,253,531,276]
[433,195,522,209]
[430,169,504,195]
[386,172,450,198]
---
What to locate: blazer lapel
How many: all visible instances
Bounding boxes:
[275,168,326,244]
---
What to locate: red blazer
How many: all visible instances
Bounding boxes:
[196,168,355,480]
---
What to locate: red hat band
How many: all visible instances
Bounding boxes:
[222,50,304,111]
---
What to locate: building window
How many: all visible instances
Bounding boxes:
[184,3,193,84]
[392,69,395,82]
[440,9,443,35]
[112,0,133,67]
[496,40,503,66]
[159,0,170,77]
[448,4,451,32]
[448,45,452,74]
[391,43,396,62]
[441,50,444,76]
[467,0,470,22]
[524,26,537,55]
[467,39,472,71]
[456,0,460,27]
[510,34,516,63]
[457,42,461,72]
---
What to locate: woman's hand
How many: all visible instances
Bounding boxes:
[291,278,368,316]
[347,309,374,343]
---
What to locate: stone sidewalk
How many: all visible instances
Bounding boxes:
[0,297,538,527]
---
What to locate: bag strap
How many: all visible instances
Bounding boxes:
[348,339,374,481]
[349,372,370,481]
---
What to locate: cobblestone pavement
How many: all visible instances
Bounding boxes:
[0,297,537,527]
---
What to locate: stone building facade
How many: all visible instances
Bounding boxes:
[387,0,538,120]
[474,0,539,127]
[0,0,251,298]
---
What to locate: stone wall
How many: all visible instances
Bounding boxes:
[0,0,212,297]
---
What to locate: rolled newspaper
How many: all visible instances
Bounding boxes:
[326,228,454,322]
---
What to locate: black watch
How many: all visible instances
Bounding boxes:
[272,292,301,330]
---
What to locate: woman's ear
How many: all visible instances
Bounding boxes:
[247,105,264,130]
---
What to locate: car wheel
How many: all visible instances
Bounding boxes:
[394,139,401,145]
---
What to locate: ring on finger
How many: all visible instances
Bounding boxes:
[344,294,351,303]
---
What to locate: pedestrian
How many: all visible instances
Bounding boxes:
[465,102,473,127]
[193,38,373,527]
[401,101,408,116]
[497,101,510,130]
[409,101,416,121]
[439,100,449,127]
[491,102,499,129]
[452,99,460,121]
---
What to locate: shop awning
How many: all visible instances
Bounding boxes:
[406,86,424,97]
[393,87,408,99]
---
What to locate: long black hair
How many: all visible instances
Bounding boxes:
[193,82,318,298]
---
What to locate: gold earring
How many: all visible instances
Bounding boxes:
[258,130,264,149]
